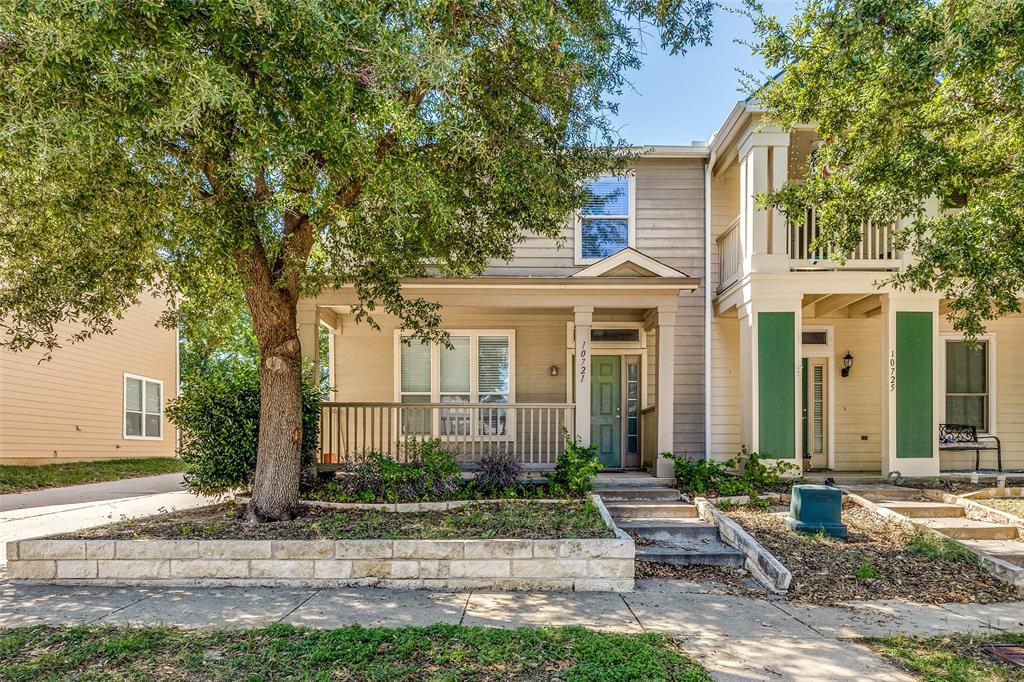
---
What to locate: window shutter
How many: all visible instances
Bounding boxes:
[478,336,510,396]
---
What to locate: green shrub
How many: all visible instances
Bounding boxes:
[550,428,603,497]
[167,363,322,496]
[669,447,800,498]
[310,439,462,503]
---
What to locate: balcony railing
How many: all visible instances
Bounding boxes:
[319,402,576,467]
[789,207,900,269]
[717,215,741,291]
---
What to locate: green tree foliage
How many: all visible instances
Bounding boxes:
[0,0,713,520]
[167,362,322,496]
[748,0,1024,338]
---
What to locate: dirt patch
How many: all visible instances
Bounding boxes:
[635,562,761,595]
[52,500,614,541]
[726,503,1021,605]
[979,498,1024,520]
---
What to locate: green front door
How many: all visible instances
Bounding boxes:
[591,355,621,468]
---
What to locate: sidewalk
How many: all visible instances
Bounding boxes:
[1,578,1021,681]
[0,474,216,566]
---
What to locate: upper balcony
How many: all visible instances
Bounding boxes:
[717,207,904,293]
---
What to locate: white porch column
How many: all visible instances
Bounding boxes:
[655,305,677,478]
[297,303,320,383]
[738,128,790,273]
[736,294,803,468]
[573,306,593,445]
[880,294,941,477]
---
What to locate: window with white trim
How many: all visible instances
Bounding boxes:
[124,375,163,439]
[945,340,989,432]
[398,332,513,436]
[576,174,634,263]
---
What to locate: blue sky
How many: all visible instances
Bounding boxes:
[609,1,800,145]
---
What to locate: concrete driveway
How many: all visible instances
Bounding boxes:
[0,473,216,566]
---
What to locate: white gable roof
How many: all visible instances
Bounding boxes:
[571,248,690,278]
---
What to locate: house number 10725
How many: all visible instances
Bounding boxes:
[889,350,896,392]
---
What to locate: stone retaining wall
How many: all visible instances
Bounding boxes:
[5,496,634,592]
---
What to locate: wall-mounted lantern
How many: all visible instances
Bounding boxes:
[841,352,854,378]
[550,365,559,377]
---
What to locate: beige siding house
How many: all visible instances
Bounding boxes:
[709,101,1024,476]
[299,101,1024,478]
[302,151,708,478]
[0,295,178,464]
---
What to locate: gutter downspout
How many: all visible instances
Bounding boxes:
[703,154,714,460]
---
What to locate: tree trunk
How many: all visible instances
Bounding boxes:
[244,296,304,523]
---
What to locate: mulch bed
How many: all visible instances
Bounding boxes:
[52,500,614,541]
[980,498,1024,520]
[726,503,1021,605]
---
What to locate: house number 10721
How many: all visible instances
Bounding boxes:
[578,342,588,383]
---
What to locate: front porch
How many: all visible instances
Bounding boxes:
[299,261,698,475]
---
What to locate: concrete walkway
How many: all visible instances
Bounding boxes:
[0,474,216,566]
[2,579,1021,681]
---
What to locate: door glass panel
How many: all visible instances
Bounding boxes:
[625,358,639,456]
[440,336,470,393]
[812,365,824,453]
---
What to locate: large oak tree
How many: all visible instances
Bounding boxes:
[749,0,1024,337]
[0,0,713,520]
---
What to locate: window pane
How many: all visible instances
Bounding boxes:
[478,336,510,394]
[440,336,471,393]
[400,394,431,436]
[145,414,162,438]
[400,340,432,393]
[946,341,987,394]
[592,328,639,343]
[125,378,142,412]
[946,396,986,431]
[144,381,161,414]
[582,176,629,216]
[125,412,142,437]
[440,397,472,435]
[581,218,628,259]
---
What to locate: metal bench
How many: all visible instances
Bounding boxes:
[939,423,1001,472]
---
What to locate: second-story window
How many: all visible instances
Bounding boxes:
[577,174,635,264]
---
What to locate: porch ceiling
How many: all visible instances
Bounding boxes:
[802,293,882,318]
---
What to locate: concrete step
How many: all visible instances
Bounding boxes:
[919,518,1020,541]
[875,501,965,518]
[618,518,720,542]
[606,502,698,519]
[593,474,676,489]
[636,540,745,568]
[845,485,928,502]
[595,488,680,502]
[960,539,1024,568]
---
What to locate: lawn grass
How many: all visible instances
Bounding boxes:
[0,623,712,681]
[0,458,184,495]
[871,632,1024,681]
[57,499,615,541]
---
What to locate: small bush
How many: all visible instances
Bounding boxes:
[167,363,321,496]
[474,450,521,496]
[853,558,885,581]
[312,440,462,503]
[550,429,603,497]
[670,447,800,498]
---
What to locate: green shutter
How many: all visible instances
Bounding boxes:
[896,311,933,458]
[758,312,796,459]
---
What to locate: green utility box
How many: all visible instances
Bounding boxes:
[785,484,847,538]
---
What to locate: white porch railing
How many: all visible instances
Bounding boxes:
[789,207,900,269]
[319,402,576,467]
[717,215,741,291]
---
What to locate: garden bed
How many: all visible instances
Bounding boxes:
[0,623,712,681]
[8,498,634,591]
[52,500,614,541]
[725,502,1020,605]
[978,498,1024,520]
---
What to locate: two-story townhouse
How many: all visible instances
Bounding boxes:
[0,294,179,464]
[708,100,1024,477]
[302,149,710,479]
[299,98,1024,479]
